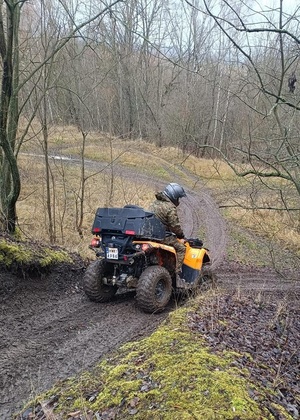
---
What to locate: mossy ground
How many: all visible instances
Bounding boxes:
[21,295,293,420]
[0,234,72,270]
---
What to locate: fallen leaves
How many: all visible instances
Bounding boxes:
[188,293,300,419]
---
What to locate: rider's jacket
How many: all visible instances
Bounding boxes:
[149,192,184,239]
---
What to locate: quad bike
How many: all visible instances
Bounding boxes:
[84,205,215,313]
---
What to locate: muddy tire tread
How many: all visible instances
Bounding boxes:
[136,266,172,313]
[83,260,117,302]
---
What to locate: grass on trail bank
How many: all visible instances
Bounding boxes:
[19,292,293,420]
[0,233,72,270]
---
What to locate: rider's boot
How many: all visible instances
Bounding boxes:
[176,272,190,289]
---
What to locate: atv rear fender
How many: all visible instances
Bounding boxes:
[133,240,176,255]
[133,240,177,273]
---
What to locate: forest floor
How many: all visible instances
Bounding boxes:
[0,156,299,419]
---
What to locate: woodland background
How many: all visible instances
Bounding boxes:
[0,0,299,245]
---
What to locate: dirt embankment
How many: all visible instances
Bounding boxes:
[0,160,299,419]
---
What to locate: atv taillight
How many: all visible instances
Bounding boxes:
[125,230,136,235]
[90,237,101,248]
[141,243,152,251]
[93,227,101,233]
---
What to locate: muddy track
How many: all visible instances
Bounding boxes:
[0,158,227,419]
[1,156,298,419]
[0,278,169,419]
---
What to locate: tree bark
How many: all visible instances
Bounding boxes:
[0,0,21,232]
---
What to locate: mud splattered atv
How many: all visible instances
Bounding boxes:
[84,206,215,313]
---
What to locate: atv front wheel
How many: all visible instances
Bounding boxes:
[83,260,117,302]
[136,266,172,313]
[198,264,217,289]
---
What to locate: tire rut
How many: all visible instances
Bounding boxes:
[217,261,300,303]
[0,281,168,418]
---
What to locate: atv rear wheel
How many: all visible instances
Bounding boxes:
[84,260,117,302]
[136,266,172,313]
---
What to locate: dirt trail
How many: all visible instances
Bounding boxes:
[0,157,298,419]
[0,275,169,419]
[0,159,227,419]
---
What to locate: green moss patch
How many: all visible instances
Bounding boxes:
[0,235,72,270]
[23,301,277,420]
[0,240,33,266]
[39,248,72,267]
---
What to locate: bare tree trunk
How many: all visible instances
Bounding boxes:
[0,0,21,232]
[42,109,56,244]
[75,130,87,239]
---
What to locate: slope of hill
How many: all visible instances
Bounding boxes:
[0,143,299,419]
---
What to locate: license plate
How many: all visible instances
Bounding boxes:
[106,247,118,259]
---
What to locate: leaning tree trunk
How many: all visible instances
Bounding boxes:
[0,0,21,233]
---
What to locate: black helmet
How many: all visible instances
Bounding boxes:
[163,183,186,206]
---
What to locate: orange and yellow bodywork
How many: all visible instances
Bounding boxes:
[133,239,210,284]
[182,241,210,283]
[133,240,176,255]
[183,241,209,270]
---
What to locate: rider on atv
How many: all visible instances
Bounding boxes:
[149,183,187,275]
[85,182,214,312]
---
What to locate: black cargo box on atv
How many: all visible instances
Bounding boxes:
[92,206,166,240]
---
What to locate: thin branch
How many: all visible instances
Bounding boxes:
[219,204,300,211]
